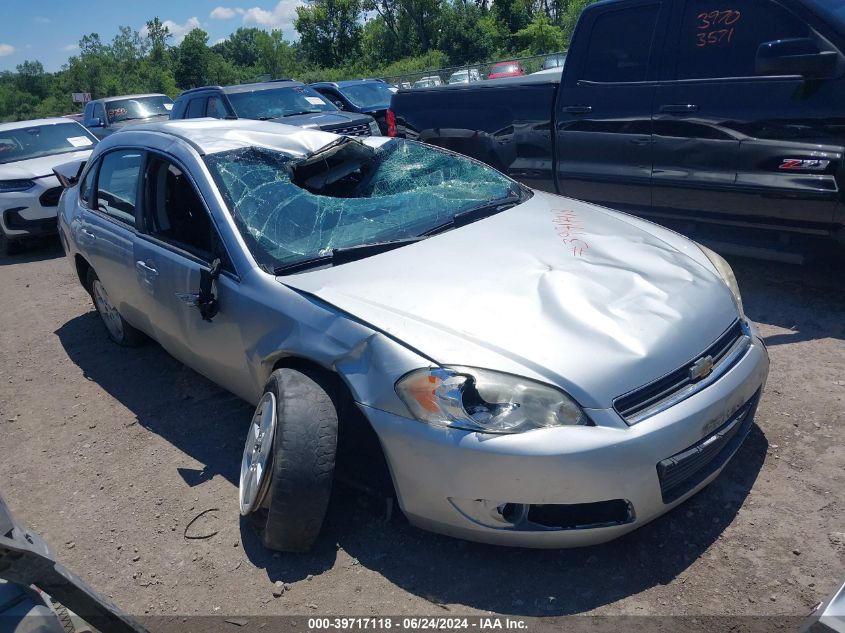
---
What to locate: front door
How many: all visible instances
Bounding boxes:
[132,153,254,401]
[650,0,842,233]
[554,1,667,214]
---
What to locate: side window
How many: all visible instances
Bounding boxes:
[317,88,344,109]
[93,103,105,122]
[582,5,660,82]
[95,150,143,226]
[676,1,811,79]
[79,159,98,206]
[186,97,207,118]
[144,156,214,258]
[206,96,228,119]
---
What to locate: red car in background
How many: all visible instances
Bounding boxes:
[486,61,525,79]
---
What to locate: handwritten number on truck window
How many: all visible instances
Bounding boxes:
[695,9,740,48]
[697,9,741,30]
[696,28,735,47]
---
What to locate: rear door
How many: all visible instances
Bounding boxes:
[650,0,843,233]
[76,149,150,333]
[555,0,668,213]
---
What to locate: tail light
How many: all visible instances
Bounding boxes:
[386,110,396,138]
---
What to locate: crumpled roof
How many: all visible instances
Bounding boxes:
[128,119,361,157]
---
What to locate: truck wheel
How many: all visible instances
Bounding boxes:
[240,367,338,552]
[86,268,145,347]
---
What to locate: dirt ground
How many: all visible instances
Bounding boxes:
[0,238,843,625]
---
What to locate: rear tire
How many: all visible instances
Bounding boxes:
[244,367,339,552]
[86,268,145,346]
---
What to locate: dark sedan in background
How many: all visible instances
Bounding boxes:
[309,79,394,135]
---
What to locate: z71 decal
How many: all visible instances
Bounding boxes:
[779,158,831,171]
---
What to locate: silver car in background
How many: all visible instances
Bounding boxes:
[56,119,768,551]
[0,118,97,254]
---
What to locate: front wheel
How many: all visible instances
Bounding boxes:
[86,268,145,346]
[240,367,339,552]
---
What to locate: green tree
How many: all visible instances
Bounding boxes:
[295,0,363,67]
[255,30,297,80]
[435,2,494,64]
[174,28,212,89]
[514,14,565,55]
[15,61,48,99]
[215,28,263,68]
[145,17,172,66]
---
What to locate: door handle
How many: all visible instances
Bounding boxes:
[135,260,158,277]
[80,228,96,240]
[562,105,593,114]
[630,137,652,146]
[659,104,699,114]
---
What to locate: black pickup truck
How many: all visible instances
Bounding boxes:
[390,0,845,255]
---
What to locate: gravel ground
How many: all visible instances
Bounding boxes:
[0,239,843,625]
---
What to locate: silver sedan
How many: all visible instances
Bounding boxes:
[56,119,769,551]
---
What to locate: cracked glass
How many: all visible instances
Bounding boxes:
[205,139,521,272]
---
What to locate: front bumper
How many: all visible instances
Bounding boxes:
[364,332,769,547]
[0,177,62,240]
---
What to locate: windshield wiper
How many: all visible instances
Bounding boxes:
[273,237,425,275]
[419,199,521,237]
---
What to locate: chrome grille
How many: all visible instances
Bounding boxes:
[614,320,749,424]
[328,123,371,137]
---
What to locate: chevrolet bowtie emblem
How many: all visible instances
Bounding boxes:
[689,355,715,381]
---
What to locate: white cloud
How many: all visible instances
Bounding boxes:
[141,16,203,44]
[0,44,15,57]
[214,37,228,45]
[242,1,302,33]
[210,6,244,19]
[62,44,79,52]
[34,16,50,24]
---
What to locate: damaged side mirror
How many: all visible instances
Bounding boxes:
[197,257,222,322]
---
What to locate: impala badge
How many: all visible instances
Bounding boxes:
[689,355,715,382]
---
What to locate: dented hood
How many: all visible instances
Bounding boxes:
[0,150,93,180]
[280,191,739,409]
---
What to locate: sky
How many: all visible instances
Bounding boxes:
[0,1,305,73]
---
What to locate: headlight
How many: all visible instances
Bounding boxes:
[368,120,381,136]
[395,366,589,433]
[697,244,744,318]
[0,179,36,193]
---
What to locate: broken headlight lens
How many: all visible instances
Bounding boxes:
[395,367,589,433]
[697,244,744,318]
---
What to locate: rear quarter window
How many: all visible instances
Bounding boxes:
[582,4,660,82]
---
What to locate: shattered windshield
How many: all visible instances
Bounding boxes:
[205,139,525,272]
